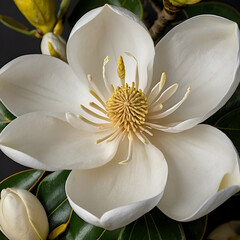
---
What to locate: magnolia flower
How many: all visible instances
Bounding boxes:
[0,5,239,231]
[0,188,49,240]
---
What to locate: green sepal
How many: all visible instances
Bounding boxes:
[57,0,71,20]
[0,15,37,37]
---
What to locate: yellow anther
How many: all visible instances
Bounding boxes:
[117,56,125,86]
[106,83,148,133]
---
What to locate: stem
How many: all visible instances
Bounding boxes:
[148,0,176,42]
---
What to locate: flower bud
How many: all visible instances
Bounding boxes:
[169,0,201,6]
[0,188,49,240]
[13,0,56,34]
[41,32,67,61]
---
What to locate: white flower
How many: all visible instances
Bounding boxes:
[0,188,49,240]
[0,5,239,231]
[41,32,67,61]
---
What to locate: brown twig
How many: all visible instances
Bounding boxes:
[148,0,177,42]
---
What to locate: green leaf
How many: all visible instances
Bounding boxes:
[214,108,240,153]
[181,216,208,240]
[36,170,185,239]
[0,102,16,132]
[57,208,185,239]
[37,170,71,214]
[204,84,240,126]
[36,170,72,238]
[0,169,44,192]
[57,0,71,20]
[183,2,240,27]
[0,15,37,37]
[68,0,143,28]
[0,232,8,240]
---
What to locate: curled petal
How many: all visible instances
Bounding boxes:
[66,138,168,230]
[67,4,155,98]
[0,112,119,170]
[151,124,240,221]
[152,15,240,131]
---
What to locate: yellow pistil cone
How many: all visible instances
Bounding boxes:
[117,56,125,86]
[13,0,56,34]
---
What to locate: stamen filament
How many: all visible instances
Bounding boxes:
[145,122,168,130]
[147,87,191,120]
[125,52,139,89]
[80,105,110,122]
[103,56,113,95]
[87,74,106,102]
[89,102,107,114]
[96,129,118,144]
[148,72,166,105]
[149,83,178,110]
[106,128,122,143]
[77,115,104,127]
[148,103,163,114]
[135,131,148,144]
[119,133,133,164]
[89,90,106,109]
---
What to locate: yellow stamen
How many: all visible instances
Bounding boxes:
[106,83,148,133]
[89,90,106,108]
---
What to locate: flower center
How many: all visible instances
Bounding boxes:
[106,83,148,133]
[77,53,190,164]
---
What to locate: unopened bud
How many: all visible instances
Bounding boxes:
[13,0,56,34]
[41,32,67,61]
[0,188,49,240]
[169,0,201,6]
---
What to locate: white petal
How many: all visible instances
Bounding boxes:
[0,55,89,116]
[152,15,240,131]
[66,138,168,230]
[0,112,119,170]
[151,124,240,221]
[67,4,154,98]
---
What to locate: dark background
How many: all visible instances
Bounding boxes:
[0,0,76,181]
[1,0,240,238]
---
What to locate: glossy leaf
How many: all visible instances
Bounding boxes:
[36,170,72,238]
[36,170,71,214]
[68,0,143,28]
[183,2,240,27]
[204,84,240,126]
[0,232,7,240]
[0,101,16,132]
[57,208,185,239]
[214,108,240,153]
[0,169,44,192]
[181,216,208,240]
[36,170,185,239]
